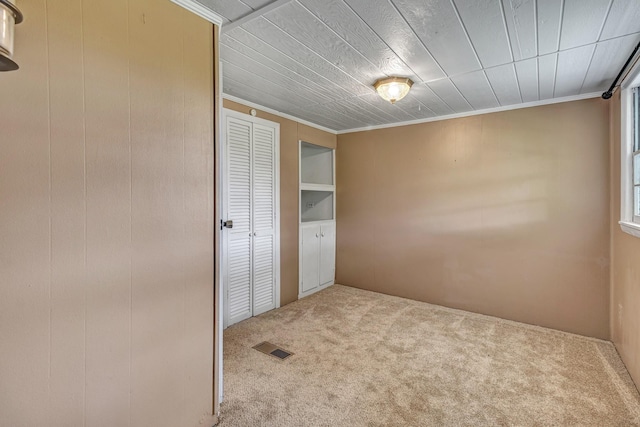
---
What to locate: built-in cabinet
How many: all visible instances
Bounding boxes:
[223,111,280,328]
[299,141,335,299]
[301,222,336,294]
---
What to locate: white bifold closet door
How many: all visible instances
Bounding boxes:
[225,115,278,327]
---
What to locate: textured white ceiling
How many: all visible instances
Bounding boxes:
[198,0,640,131]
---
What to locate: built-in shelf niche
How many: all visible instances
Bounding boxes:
[301,141,333,186]
[299,140,336,300]
[301,190,334,222]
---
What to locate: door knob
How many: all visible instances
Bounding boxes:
[223,220,233,229]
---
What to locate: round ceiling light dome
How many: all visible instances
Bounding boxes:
[373,77,414,104]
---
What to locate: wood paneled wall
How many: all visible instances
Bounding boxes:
[0,1,215,426]
[336,99,611,339]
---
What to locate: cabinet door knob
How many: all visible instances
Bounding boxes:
[321,232,325,237]
[253,232,257,236]
[315,233,319,238]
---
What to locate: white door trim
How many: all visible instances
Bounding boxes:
[214,27,224,415]
[221,108,281,329]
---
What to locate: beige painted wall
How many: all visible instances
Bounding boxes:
[223,99,336,306]
[337,99,610,339]
[0,1,215,426]
[610,91,640,387]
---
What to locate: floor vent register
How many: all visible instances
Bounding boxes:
[253,342,293,360]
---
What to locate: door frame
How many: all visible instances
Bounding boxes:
[221,108,281,330]
[213,23,223,417]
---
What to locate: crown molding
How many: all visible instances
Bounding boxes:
[170,0,224,26]
[222,94,338,135]
[224,91,604,136]
[337,92,603,134]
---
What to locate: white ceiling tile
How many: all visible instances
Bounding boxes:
[393,95,437,120]
[600,0,640,40]
[364,93,423,121]
[222,60,319,108]
[451,71,500,110]
[343,0,445,82]
[358,96,421,123]
[223,29,361,99]
[485,64,522,106]
[342,96,410,124]
[306,104,364,129]
[220,44,337,104]
[239,0,277,9]
[358,92,424,121]
[297,0,417,80]
[197,0,251,21]
[361,88,431,121]
[537,0,563,55]
[559,0,611,50]
[303,103,368,129]
[264,2,381,84]
[538,53,558,100]
[392,0,481,75]
[582,34,640,93]
[241,18,372,96]
[454,0,512,67]
[515,58,539,102]
[427,79,473,113]
[502,0,537,60]
[224,76,350,129]
[313,100,381,127]
[554,44,595,97]
[220,37,343,101]
[409,84,455,116]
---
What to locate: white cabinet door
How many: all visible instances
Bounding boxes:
[301,224,320,293]
[252,124,277,316]
[225,117,253,326]
[319,222,336,286]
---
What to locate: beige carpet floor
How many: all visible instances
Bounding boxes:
[219,285,640,426]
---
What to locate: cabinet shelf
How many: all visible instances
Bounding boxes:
[300,183,334,192]
[301,190,333,222]
[300,141,333,186]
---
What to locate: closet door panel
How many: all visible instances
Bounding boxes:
[252,124,277,315]
[227,239,252,323]
[253,234,275,315]
[225,117,252,325]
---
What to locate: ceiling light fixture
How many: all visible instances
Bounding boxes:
[374,77,413,104]
[0,0,23,72]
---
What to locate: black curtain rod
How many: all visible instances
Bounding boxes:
[602,39,640,99]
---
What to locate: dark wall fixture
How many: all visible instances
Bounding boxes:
[0,0,24,72]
